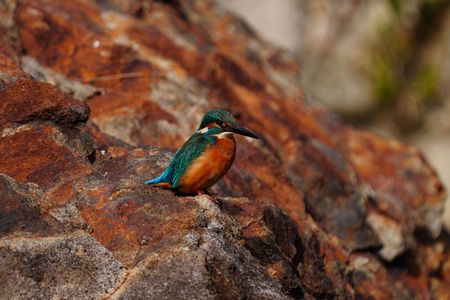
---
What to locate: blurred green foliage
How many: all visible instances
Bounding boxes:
[371,54,396,105]
[413,64,438,103]
[368,0,446,133]
[388,0,402,15]
[370,23,408,107]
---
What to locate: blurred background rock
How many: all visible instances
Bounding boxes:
[224,0,450,230]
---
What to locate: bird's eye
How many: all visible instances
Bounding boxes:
[217,121,224,127]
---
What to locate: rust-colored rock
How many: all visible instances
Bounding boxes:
[0,124,92,190]
[0,77,89,128]
[0,0,448,299]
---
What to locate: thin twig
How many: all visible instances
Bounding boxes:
[80,72,144,82]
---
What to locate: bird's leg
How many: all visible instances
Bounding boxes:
[197,189,222,206]
[198,188,217,197]
[197,189,210,196]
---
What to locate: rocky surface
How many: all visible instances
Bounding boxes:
[0,0,449,299]
[224,0,450,234]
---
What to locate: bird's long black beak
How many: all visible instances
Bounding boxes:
[226,124,259,139]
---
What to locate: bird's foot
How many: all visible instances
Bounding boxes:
[197,189,211,196]
[198,189,221,205]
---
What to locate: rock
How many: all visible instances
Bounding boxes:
[366,211,409,261]
[20,56,102,101]
[0,174,62,236]
[350,254,415,299]
[0,77,89,130]
[0,231,127,300]
[0,0,448,299]
[339,128,445,239]
[111,196,291,300]
[0,123,92,191]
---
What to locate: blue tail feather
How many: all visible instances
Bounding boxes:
[145,167,171,185]
[144,176,164,185]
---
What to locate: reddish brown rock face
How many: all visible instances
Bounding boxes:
[0,78,89,128]
[0,0,448,299]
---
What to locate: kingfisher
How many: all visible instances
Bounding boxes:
[145,109,259,194]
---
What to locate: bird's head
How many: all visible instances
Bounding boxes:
[198,109,259,139]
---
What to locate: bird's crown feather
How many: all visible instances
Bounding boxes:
[198,109,236,130]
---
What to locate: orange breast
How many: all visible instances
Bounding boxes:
[178,135,236,194]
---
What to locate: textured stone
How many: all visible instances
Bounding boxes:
[0,76,89,130]
[21,55,102,101]
[0,174,61,236]
[340,128,445,238]
[111,197,291,300]
[0,123,92,190]
[350,254,416,299]
[0,231,126,300]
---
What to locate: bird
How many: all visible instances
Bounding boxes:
[145,109,259,194]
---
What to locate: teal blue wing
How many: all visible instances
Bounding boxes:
[166,133,214,188]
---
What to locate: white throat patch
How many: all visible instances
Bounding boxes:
[197,127,209,134]
[196,128,233,139]
[214,132,233,139]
